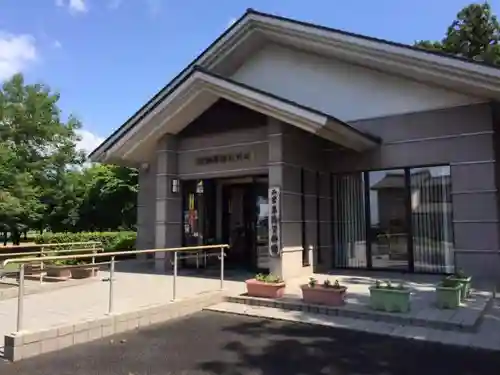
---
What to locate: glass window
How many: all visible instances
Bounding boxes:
[332,173,367,268]
[331,165,454,274]
[410,166,453,273]
[368,169,409,270]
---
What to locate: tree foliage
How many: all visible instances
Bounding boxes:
[0,73,137,242]
[415,2,500,64]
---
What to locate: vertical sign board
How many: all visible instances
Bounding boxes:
[268,187,281,257]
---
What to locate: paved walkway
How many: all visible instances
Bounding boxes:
[1,262,498,353]
[0,262,247,341]
[2,312,500,375]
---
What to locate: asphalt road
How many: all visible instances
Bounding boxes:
[1,311,499,375]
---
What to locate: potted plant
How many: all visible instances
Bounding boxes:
[301,277,347,306]
[435,277,461,309]
[71,260,99,279]
[45,259,75,279]
[446,269,471,301]
[245,273,286,298]
[369,280,411,313]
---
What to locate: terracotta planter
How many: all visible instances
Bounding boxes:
[46,265,71,278]
[301,285,347,306]
[25,264,41,275]
[71,267,98,279]
[245,279,286,298]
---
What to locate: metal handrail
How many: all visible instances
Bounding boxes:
[3,244,229,266]
[0,242,103,284]
[8,244,229,333]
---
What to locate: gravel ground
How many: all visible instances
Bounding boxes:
[1,311,499,375]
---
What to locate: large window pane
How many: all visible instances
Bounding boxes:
[410,166,454,273]
[368,169,409,270]
[332,173,367,268]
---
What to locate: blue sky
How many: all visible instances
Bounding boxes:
[1,0,497,153]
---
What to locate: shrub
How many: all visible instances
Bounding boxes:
[34,231,137,252]
[255,273,283,284]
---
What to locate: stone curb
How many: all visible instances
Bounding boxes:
[3,290,225,362]
[205,304,500,353]
[224,293,492,333]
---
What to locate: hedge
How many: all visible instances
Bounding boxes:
[34,231,137,253]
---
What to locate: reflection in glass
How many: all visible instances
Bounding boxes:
[332,173,367,268]
[368,170,409,270]
[410,166,453,273]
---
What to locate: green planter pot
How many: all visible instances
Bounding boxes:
[369,287,410,313]
[436,283,461,309]
[447,276,471,301]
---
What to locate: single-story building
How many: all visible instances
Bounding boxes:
[90,9,500,282]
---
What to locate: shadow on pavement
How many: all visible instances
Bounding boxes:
[1,311,499,375]
[197,315,500,375]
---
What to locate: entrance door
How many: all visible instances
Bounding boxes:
[222,183,254,270]
[368,169,410,270]
[221,179,269,271]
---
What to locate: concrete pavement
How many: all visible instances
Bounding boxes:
[0,263,246,341]
[1,311,499,375]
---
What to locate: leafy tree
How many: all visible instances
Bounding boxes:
[415,2,500,64]
[78,164,138,232]
[0,73,85,240]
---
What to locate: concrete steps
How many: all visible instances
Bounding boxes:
[217,291,493,333]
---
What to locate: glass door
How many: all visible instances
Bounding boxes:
[367,169,410,270]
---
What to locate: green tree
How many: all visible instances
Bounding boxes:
[0,73,85,241]
[415,2,500,64]
[78,164,138,231]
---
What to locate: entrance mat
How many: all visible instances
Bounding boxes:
[224,292,493,333]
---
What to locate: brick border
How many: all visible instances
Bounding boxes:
[3,291,224,361]
[225,293,493,333]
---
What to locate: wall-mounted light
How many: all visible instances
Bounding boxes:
[140,162,149,172]
[171,178,180,194]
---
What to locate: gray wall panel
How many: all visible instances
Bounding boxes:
[452,193,498,222]
[451,162,496,192]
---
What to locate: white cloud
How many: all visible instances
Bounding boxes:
[56,0,88,14]
[227,18,237,28]
[0,33,37,81]
[53,40,62,49]
[76,129,104,155]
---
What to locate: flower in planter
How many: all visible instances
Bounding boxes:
[454,269,467,279]
[246,273,285,298]
[301,278,347,306]
[309,277,318,288]
[255,273,283,284]
[51,258,77,266]
[373,280,407,290]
